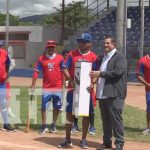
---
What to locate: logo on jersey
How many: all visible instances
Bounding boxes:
[48,63,54,71]
[78,58,87,62]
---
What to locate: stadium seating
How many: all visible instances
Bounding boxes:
[77,6,149,75]
[86,6,150,60]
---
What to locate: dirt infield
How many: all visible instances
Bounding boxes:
[0,77,148,150]
[126,82,146,110]
[0,130,150,150]
[10,77,42,87]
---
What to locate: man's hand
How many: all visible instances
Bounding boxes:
[89,71,100,78]
[30,85,35,93]
[69,78,75,89]
[146,83,150,88]
[87,84,94,93]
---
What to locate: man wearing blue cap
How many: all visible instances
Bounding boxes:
[58,33,97,149]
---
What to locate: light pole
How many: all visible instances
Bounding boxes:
[116,0,125,53]
[5,0,10,50]
[140,0,144,57]
[123,0,127,57]
[61,0,65,44]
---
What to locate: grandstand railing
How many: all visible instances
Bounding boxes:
[64,0,110,37]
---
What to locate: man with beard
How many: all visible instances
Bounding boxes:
[58,33,97,149]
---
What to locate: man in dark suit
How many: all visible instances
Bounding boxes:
[90,36,127,150]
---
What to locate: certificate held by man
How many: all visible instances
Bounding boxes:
[73,61,92,117]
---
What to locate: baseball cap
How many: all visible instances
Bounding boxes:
[77,33,92,43]
[0,40,4,46]
[46,40,56,47]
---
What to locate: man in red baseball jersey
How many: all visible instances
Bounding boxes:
[31,40,70,134]
[136,53,150,135]
[0,41,16,131]
[58,33,97,149]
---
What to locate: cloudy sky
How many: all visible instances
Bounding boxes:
[0,0,82,18]
[0,0,146,18]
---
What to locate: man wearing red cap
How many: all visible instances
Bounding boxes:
[31,40,70,134]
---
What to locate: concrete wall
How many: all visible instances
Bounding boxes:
[0,26,62,69]
[14,42,43,68]
[25,42,43,68]
[0,26,43,42]
[43,27,61,44]
[28,26,43,42]
[14,59,26,68]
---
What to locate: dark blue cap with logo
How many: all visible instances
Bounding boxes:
[77,33,92,42]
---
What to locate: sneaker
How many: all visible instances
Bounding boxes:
[39,125,48,134]
[8,111,16,118]
[142,128,150,135]
[3,124,16,132]
[80,139,88,149]
[115,145,123,150]
[71,124,79,133]
[49,123,56,133]
[88,126,96,135]
[58,139,73,148]
[96,143,112,150]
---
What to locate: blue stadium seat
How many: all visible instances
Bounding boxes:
[81,6,150,59]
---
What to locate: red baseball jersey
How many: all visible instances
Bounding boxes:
[34,53,65,89]
[65,49,97,81]
[136,55,150,91]
[0,48,10,84]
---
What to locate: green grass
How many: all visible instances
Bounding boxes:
[10,87,150,142]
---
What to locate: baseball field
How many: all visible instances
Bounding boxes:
[0,77,150,150]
